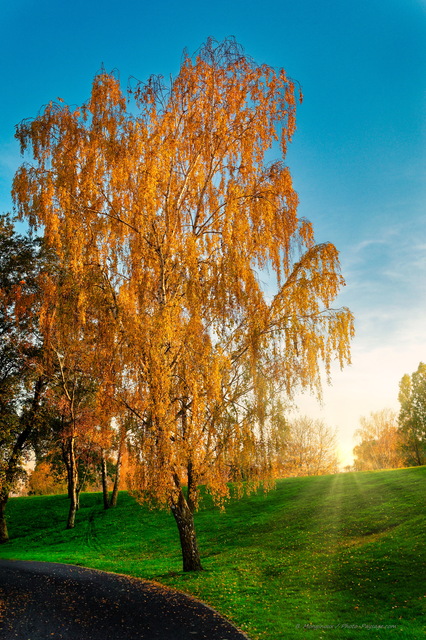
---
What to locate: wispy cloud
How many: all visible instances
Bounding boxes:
[293,214,426,465]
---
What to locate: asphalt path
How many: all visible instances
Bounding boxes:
[0,559,251,640]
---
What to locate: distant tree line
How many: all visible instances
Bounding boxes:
[353,363,426,471]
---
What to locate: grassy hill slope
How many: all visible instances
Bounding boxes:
[1,468,425,640]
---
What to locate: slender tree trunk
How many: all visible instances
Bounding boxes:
[67,487,78,529]
[101,450,109,510]
[109,433,125,508]
[109,456,121,508]
[0,492,9,543]
[170,474,203,572]
[62,444,73,499]
[186,460,197,513]
[65,436,78,529]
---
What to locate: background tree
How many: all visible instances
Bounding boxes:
[398,363,426,466]
[353,408,404,471]
[13,38,353,570]
[0,215,47,542]
[44,358,114,527]
[276,416,339,476]
[27,460,67,495]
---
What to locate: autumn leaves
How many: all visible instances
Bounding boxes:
[12,38,353,569]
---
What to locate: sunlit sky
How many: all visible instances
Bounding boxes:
[1,0,425,466]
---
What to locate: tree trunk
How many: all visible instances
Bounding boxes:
[0,492,9,543]
[109,435,124,508]
[170,475,203,572]
[67,486,78,529]
[63,447,73,499]
[61,432,74,501]
[65,436,78,529]
[101,451,109,510]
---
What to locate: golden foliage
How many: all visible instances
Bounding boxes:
[353,409,404,471]
[13,38,353,511]
[28,461,67,495]
[275,416,340,477]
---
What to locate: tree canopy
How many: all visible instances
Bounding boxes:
[0,215,47,541]
[353,409,403,471]
[278,416,339,476]
[13,38,354,569]
[398,363,426,466]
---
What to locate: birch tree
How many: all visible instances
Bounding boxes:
[278,416,339,476]
[353,409,404,471]
[13,38,353,569]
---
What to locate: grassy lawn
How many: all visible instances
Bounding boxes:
[1,467,425,639]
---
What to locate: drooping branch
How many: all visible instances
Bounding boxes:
[13,37,353,570]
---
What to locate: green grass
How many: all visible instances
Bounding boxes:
[1,468,425,640]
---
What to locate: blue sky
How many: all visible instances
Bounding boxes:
[1,0,425,464]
